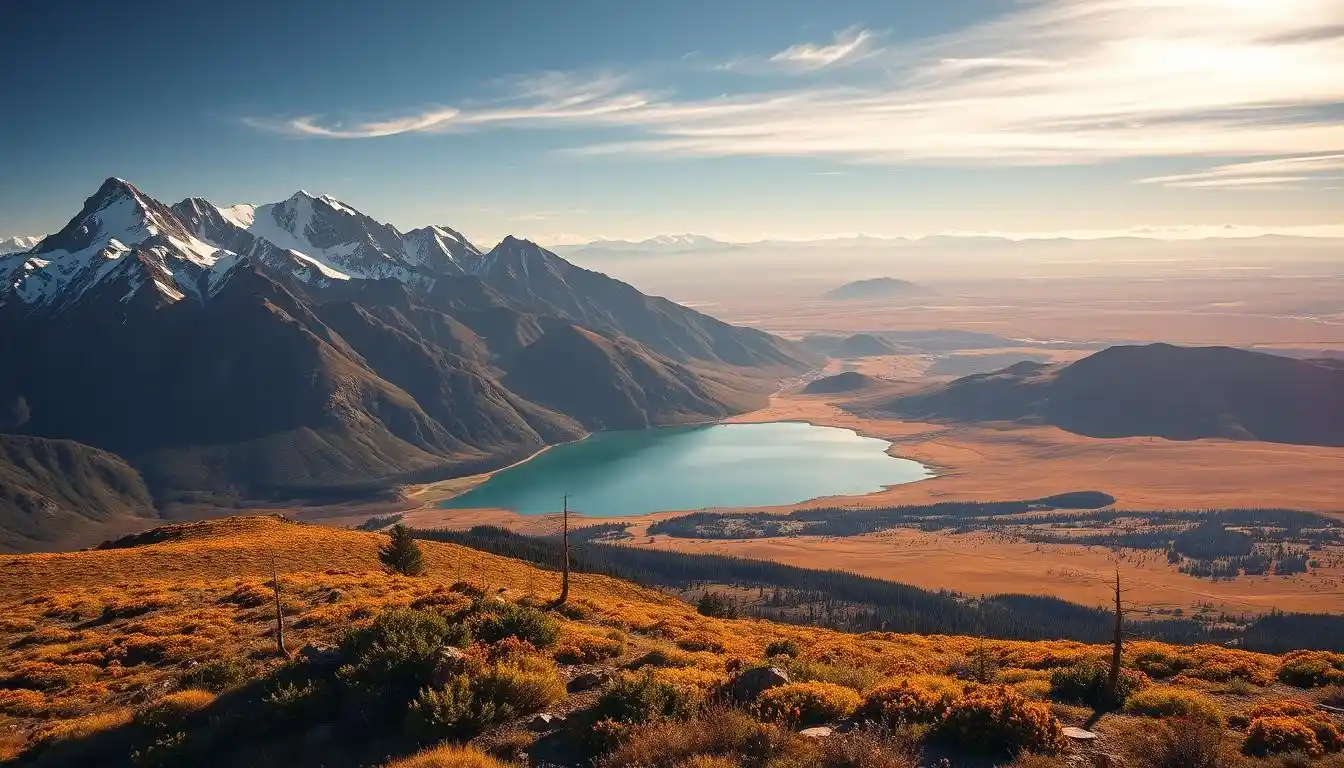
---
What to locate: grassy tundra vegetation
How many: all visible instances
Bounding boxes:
[0,516,1341,767]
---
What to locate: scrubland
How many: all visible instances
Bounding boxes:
[1,516,1341,766]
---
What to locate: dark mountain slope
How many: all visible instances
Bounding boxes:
[477,237,816,370]
[803,371,878,394]
[885,344,1344,446]
[501,325,762,430]
[0,435,156,553]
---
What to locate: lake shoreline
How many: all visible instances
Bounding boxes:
[433,421,933,518]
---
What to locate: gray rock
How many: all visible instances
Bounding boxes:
[799,726,833,739]
[568,669,615,692]
[430,646,469,685]
[731,665,790,702]
[529,713,562,731]
[1063,726,1098,740]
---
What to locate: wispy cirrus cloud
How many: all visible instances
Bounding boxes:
[769,26,880,70]
[1139,153,1344,189]
[245,0,1344,185]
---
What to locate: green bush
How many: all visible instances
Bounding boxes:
[473,603,561,649]
[179,659,249,693]
[407,654,564,740]
[406,676,507,740]
[765,640,800,659]
[1048,664,1147,708]
[336,608,471,723]
[594,671,701,726]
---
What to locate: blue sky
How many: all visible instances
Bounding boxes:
[3,0,1342,245]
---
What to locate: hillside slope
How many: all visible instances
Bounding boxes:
[0,516,1334,767]
[0,435,157,553]
[885,344,1344,446]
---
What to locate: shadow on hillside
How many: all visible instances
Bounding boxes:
[15,663,428,768]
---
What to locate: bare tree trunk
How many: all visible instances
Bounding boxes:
[271,553,289,658]
[557,494,571,606]
[1106,568,1123,705]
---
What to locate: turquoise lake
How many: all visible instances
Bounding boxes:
[440,422,933,517]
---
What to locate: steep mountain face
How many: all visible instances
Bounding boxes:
[1,178,239,316]
[1,179,812,546]
[476,237,808,368]
[885,344,1344,446]
[500,325,762,430]
[0,435,157,553]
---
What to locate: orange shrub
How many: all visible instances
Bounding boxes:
[0,689,49,717]
[383,744,508,768]
[1278,650,1344,688]
[1242,716,1324,757]
[1235,698,1318,725]
[938,685,1065,756]
[756,682,861,726]
[859,677,962,726]
[555,634,625,664]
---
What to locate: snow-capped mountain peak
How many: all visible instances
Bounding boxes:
[3,178,505,316]
[0,236,41,256]
[3,178,234,312]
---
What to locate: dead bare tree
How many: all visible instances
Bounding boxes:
[557,494,571,606]
[1105,567,1125,705]
[270,553,289,658]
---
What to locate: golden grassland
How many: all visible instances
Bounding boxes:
[0,516,1341,765]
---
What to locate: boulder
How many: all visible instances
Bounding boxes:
[568,669,615,692]
[730,666,790,702]
[799,726,833,739]
[430,646,469,685]
[529,713,563,731]
[1062,726,1098,741]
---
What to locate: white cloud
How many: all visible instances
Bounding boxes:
[1139,153,1344,189]
[246,0,1344,178]
[769,26,879,70]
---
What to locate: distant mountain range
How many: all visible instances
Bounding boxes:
[551,230,1344,258]
[0,179,815,551]
[882,344,1344,446]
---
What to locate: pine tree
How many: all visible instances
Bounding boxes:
[379,524,425,576]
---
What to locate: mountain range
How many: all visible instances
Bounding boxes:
[0,179,815,551]
[880,343,1344,446]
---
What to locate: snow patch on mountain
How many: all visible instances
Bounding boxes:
[0,236,41,255]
